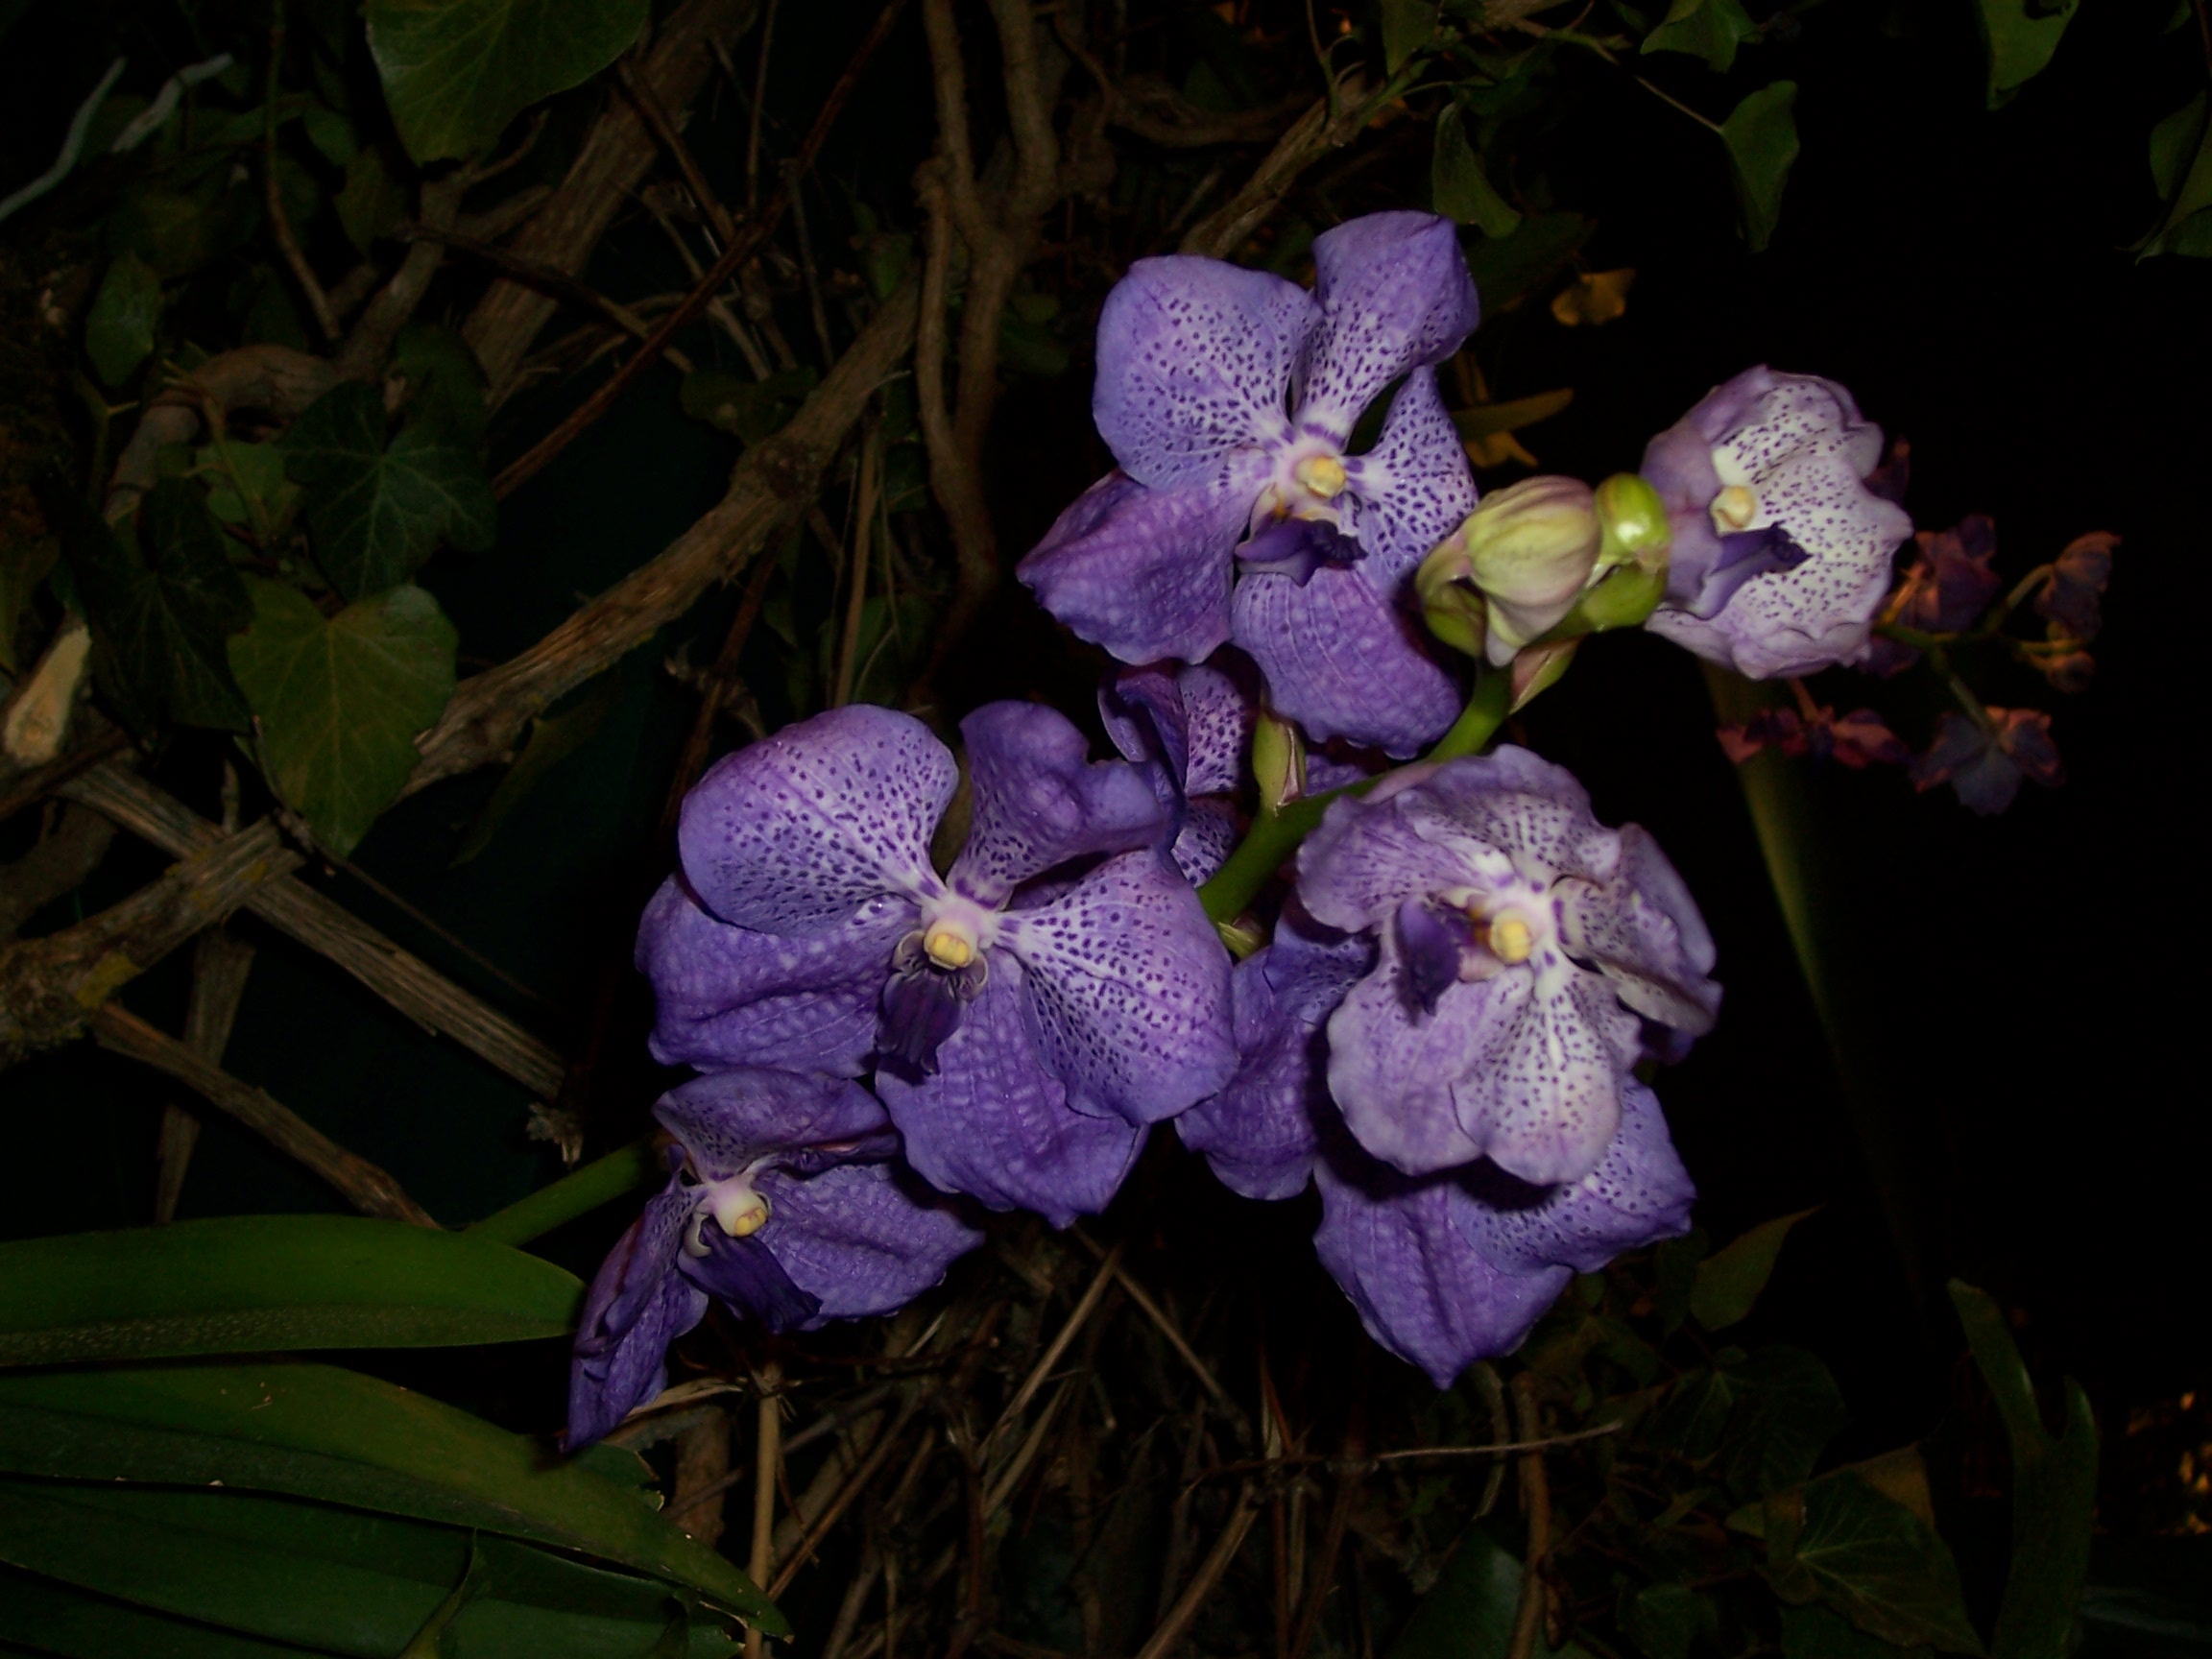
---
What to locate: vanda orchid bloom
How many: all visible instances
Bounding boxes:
[1178,907,1696,1386]
[637,702,1236,1228]
[1641,367,1913,678]
[1292,747,1720,1188]
[1019,212,1481,756]
[567,1069,980,1448]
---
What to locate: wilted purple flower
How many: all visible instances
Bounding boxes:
[1857,517,2001,677]
[1179,911,1695,1386]
[1098,661,1254,884]
[1717,704,1908,770]
[567,1069,980,1447]
[1018,212,1481,756]
[1641,367,1912,679]
[1911,707,2063,815]
[639,702,1236,1226]
[2034,531,2118,641]
[1294,748,1719,1188]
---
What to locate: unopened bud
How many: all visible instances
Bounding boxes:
[1594,472,1671,575]
[1250,709,1305,813]
[1415,538,1488,660]
[1454,475,1602,665]
[1557,560,1667,636]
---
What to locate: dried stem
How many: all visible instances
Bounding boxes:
[1506,1374,1554,1659]
[1136,1480,1265,1659]
[747,1369,782,1657]
[409,278,919,795]
[263,1,339,343]
[90,1003,435,1225]
[154,927,256,1224]
[464,0,763,401]
[492,0,911,499]
[61,765,566,1099]
[618,57,739,247]
[0,820,300,1064]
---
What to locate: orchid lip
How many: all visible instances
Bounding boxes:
[683,1168,770,1257]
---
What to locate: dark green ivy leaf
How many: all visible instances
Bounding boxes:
[1720,81,1799,253]
[365,0,651,163]
[1382,0,1441,73]
[1764,1472,1987,1654]
[281,380,495,599]
[1464,212,1594,312]
[1433,105,1523,240]
[1648,1345,1847,1499]
[67,478,253,733]
[1692,1207,1815,1330]
[2142,94,2212,259]
[1972,0,2079,109]
[1782,1604,1934,1659]
[1628,1583,1719,1659]
[1641,0,1755,72]
[395,325,492,445]
[228,579,459,855]
[85,253,163,387]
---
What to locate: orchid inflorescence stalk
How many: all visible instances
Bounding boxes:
[568,209,1973,1439]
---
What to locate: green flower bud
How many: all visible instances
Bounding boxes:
[1250,709,1306,813]
[1415,538,1489,661]
[1594,472,1671,575]
[1453,475,1602,665]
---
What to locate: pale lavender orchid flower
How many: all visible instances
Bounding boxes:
[1179,909,1695,1386]
[638,702,1237,1227]
[1642,367,1913,678]
[1019,212,1481,756]
[567,1069,980,1448]
[1293,748,1720,1189]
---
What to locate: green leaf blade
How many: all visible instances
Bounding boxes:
[1432,105,1523,240]
[1765,1472,1986,1655]
[366,0,652,164]
[1720,81,1799,253]
[229,579,460,854]
[1972,0,2079,108]
[85,253,163,387]
[0,1216,584,1366]
[1692,1208,1816,1331]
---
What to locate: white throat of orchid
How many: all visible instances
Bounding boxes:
[1255,440,1354,527]
[1708,447,1767,535]
[917,894,998,971]
[684,1167,770,1257]
[1442,880,1568,991]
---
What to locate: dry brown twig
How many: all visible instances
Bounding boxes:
[90,1002,435,1225]
[153,926,256,1224]
[60,764,566,1099]
[0,819,300,1064]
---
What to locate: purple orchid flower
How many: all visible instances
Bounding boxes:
[1179,911,1695,1386]
[1910,707,2063,815]
[1292,748,1719,1189]
[1857,517,2001,677]
[1098,661,1255,884]
[567,1068,980,1448]
[2035,530,2117,641]
[1018,212,1481,756]
[639,702,1238,1227]
[1641,367,1913,679]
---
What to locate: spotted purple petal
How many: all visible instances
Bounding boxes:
[653,1069,894,1179]
[1173,798,1240,886]
[1456,1081,1695,1275]
[677,705,953,934]
[637,878,908,1076]
[1093,255,1315,490]
[950,702,1166,905]
[566,1193,709,1447]
[1326,940,1643,1186]
[1001,850,1238,1126]
[753,1161,983,1321]
[1296,213,1481,445]
[1342,368,1479,585]
[876,963,1147,1226]
[1553,827,1721,1037]
[1296,776,1477,935]
[1017,465,1260,665]
[1312,1145,1570,1388]
[1233,565,1459,755]
[1177,911,1372,1200]
[1644,370,1912,679]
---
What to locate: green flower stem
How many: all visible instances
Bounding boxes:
[468,1137,661,1249]
[1198,666,1512,928]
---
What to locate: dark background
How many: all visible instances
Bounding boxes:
[3,0,2203,1536]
